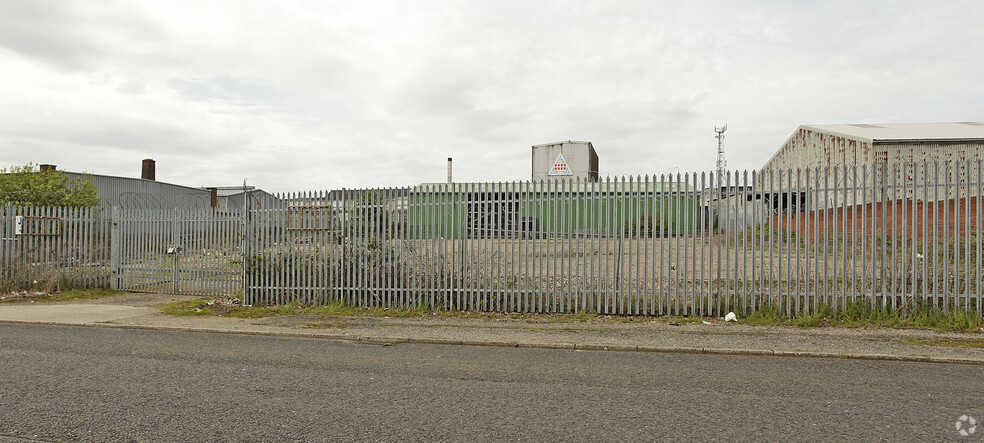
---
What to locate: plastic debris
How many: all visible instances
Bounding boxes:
[724,312,737,322]
[702,321,713,325]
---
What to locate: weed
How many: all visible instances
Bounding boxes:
[302,321,351,329]
[159,298,449,319]
[158,298,215,316]
[0,288,125,304]
[739,298,984,333]
[159,293,984,334]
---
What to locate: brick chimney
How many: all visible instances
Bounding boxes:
[141,159,156,181]
[39,164,56,173]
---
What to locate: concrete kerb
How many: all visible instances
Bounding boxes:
[2,318,983,366]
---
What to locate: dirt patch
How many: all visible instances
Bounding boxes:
[75,292,202,308]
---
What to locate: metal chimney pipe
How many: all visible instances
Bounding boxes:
[141,159,156,181]
[206,187,218,208]
[447,157,452,183]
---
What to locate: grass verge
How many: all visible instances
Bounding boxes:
[159,300,703,326]
[159,299,449,319]
[741,300,984,333]
[158,297,984,333]
[0,288,125,304]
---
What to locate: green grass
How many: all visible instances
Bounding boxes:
[0,288,125,304]
[740,299,984,333]
[159,299,447,319]
[157,296,984,333]
[158,298,693,325]
[302,321,352,329]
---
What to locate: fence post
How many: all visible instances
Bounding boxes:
[241,184,249,303]
[110,206,121,290]
[171,209,179,295]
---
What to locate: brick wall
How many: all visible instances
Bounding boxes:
[772,197,983,239]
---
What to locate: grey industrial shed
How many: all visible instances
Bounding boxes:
[763,122,984,170]
[760,122,984,208]
[61,171,212,210]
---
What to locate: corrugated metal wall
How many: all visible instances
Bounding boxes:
[764,127,875,170]
[63,172,212,210]
[762,128,984,207]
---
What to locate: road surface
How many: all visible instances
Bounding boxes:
[0,323,980,441]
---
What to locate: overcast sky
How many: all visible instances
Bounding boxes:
[1,1,982,192]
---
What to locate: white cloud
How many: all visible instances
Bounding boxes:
[1,0,983,192]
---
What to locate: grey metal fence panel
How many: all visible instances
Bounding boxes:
[230,162,984,317]
[115,207,243,296]
[0,204,111,291]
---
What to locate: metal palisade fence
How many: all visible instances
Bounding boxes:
[112,207,244,296]
[2,162,982,317]
[0,203,111,291]
[0,204,244,295]
[245,161,983,317]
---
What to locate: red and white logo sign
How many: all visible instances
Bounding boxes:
[548,153,572,175]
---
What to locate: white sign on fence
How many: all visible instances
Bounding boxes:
[14,215,22,235]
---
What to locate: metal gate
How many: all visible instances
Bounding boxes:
[112,207,243,296]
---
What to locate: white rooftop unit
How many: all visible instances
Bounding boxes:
[531,140,599,181]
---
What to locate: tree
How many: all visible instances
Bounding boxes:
[0,163,101,207]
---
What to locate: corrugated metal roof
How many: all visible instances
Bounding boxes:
[531,140,592,148]
[804,122,984,142]
[61,171,211,209]
[62,171,205,193]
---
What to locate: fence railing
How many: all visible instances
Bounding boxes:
[113,207,244,296]
[0,203,111,291]
[3,162,982,318]
[245,162,984,317]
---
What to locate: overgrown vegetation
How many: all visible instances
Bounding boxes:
[0,163,100,207]
[160,298,446,318]
[0,288,124,303]
[623,211,662,237]
[157,295,984,333]
[0,265,108,293]
[245,189,453,307]
[740,298,984,333]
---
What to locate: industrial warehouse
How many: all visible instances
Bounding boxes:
[405,140,694,239]
[749,122,984,237]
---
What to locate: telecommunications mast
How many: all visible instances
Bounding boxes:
[714,124,727,187]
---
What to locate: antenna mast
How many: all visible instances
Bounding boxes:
[714,124,728,186]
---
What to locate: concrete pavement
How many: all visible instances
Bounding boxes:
[1,293,983,365]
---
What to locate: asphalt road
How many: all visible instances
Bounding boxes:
[0,323,981,442]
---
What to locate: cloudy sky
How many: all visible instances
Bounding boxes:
[1,1,981,192]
